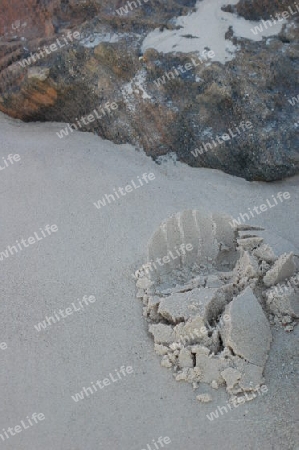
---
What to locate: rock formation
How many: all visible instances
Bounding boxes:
[0,0,298,181]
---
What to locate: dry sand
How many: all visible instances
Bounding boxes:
[0,111,298,449]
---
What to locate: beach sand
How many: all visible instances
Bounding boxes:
[0,111,298,449]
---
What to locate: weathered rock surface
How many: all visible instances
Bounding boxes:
[0,0,299,181]
[223,0,295,20]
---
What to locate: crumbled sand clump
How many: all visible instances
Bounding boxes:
[135,211,299,399]
[196,393,212,403]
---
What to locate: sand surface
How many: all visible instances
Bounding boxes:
[0,111,298,449]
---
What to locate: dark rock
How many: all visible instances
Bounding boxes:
[222,0,296,21]
[0,0,298,181]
